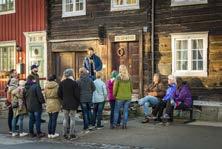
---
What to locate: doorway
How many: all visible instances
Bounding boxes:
[56,52,87,81]
[112,41,140,93]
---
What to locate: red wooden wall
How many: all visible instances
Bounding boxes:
[0,0,47,97]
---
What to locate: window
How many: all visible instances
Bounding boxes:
[0,0,15,15]
[171,32,208,77]
[62,0,86,17]
[171,0,208,6]
[0,42,16,71]
[111,0,139,11]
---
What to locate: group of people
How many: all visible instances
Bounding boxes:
[4,46,192,140]
[137,73,192,123]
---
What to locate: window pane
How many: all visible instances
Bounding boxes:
[192,50,197,60]
[0,46,14,71]
[176,40,188,50]
[192,61,197,70]
[76,0,84,11]
[114,0,124,5]
[192,39,203,49]
[198,61,203,70]
[127,0,137,4]
[0,0,14,12]
[66,4,73,12]
[182,61,187,70]
[198,50,203,59]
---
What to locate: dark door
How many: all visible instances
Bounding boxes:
[112,42,140,92]
[56,52,87,81]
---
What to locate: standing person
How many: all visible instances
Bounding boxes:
[106,70,121,128]
[58,69,80,140]
[11,80,28,137]
[112,65,132,129]
[151,75,176,121]
[77,67,95,131]
[83,47,103,80]
[25,75,45,138]
[92,71,107,129]
[137,73,165,123]
[44,75,61,139]
[5,69,18,133]
[27,64,46,123]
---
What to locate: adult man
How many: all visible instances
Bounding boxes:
[83,47,103,80]
[28,64,40,85]
[58,69,80,139]
[27,64,46,123]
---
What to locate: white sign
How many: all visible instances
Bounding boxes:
[114,35,136,42]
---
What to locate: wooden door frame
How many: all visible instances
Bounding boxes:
[107,31,144,97]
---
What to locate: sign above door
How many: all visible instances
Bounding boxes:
[114,35,136,42]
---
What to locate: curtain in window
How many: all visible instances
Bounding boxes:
[192,39,203,70]
[176,40,188,70]
[0,46,15,71]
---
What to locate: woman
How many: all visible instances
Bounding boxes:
[107,70,121,128]
[138,73,165,123]
[112,65,132,129]
[44,75,61,139]
[163,77,192,121]
[92,71,107,129]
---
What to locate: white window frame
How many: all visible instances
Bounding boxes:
[0,41,16,71]
[62,0,86,17]
[171,0,208,7]
[111,0,140,11]
[171,32,208,77]
[0,0,15,16]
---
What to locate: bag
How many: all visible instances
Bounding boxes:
[12,100,18,108]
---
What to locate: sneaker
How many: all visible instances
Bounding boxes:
[163,114,170,119]
[63,134,69,140]
[41,119,46,123]
[12,133,18,137]
[69,134,78,140]
[19,132,28,137]
[37,133,46,138]
[48,134,52,139]
[88,125,95,130]
[51,133,59,139]
[96,125,104,130]
[122,125,127,129]
[29,133,37,138]
[141,117,149,123]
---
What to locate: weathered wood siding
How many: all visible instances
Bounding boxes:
[48,0,150,40]
[154,0,222,100]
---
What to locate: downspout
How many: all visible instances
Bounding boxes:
[151,0,155,78]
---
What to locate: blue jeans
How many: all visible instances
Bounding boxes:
[138,96,159,116]
[29,112,42,134]
[12,114,24,133]
[113,100,130,126]
[109,101,121,125]
[92,102,105,127]
[81,102,93,130]
[48,112,59,135]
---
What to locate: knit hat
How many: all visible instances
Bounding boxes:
[63,68,74,78]
[111,70,118,79]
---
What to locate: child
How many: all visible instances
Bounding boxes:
[92,71,107,129]
[106,70,121,128]
[11,80,28,137]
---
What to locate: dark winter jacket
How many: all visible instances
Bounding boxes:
[58,78,80,110]
[25,82,45,112]
[77,74,95,103]
[28,72,40,85]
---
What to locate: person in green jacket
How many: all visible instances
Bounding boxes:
[112,65,132,129]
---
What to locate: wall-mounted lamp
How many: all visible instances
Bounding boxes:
[16,45,24,74]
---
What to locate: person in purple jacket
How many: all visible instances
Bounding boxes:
[163,77,192,121]
[106,70,121,128]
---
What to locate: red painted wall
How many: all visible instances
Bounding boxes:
[0,0,47,97]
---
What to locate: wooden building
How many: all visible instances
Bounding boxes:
[48,0,151,97]
[154,0,222,100]
[0,0,47,97]
[48,0,222,100]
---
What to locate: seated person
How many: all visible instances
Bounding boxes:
[151,74,177,121]
[138,73,165,123]
[163,77,192,121]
